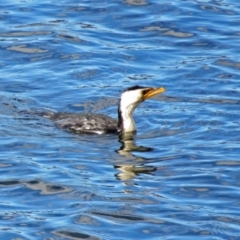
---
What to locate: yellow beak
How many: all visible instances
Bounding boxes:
[142,87,166,100]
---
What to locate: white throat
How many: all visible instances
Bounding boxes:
[118,90,142,133]
[120,105,136,132]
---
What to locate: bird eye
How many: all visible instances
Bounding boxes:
[142,89,150,95]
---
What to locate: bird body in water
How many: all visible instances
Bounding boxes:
[46,85,166,134]
[49,112,118,134]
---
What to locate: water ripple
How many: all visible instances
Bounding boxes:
[0,0,240,239]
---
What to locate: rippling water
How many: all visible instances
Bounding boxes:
[1,0,240,239]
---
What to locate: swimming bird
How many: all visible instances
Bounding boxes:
[47,85,166,134]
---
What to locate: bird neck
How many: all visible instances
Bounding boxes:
[118,101,137,133]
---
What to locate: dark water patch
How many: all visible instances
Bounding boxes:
[217,73,235,79]
[215,59,240,69]
[56,34,84,42]
[106,196,157,204]
[53,230,101,240]
[15,21,63,28]
[200,4,237,15]
[1,0,240,239]
[0,180,20,187]
[65,7,86,12]
[0,179,71,195]
[6,45,48,54]
[25,180,72,195]
[0,31,52,37]
[60,53,82,60]
[216,161,240,166]
[141,26,194,38]
[79,22,96,29]
[124,0,148,6]
[90,211,164,224]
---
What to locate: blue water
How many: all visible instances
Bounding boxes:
[1,0,240,239]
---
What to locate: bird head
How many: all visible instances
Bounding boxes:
[118,85,166,132]
[120,85,166,109]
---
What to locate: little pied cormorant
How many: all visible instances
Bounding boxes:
[47,85,166,134]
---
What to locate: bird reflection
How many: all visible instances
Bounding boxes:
[114,132,157,181]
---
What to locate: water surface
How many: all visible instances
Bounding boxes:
[0,0,240,239]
